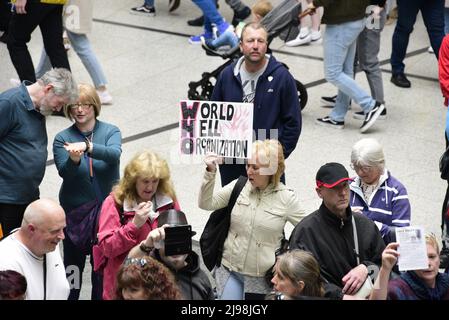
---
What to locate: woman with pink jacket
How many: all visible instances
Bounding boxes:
[95,150,180,300]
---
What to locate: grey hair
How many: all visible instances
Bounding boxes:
[39,68,78,104]
[351,138,385,170]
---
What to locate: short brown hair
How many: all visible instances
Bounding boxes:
[240,22,268,42]
[64,83,101,121]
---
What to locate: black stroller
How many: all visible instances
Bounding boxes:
[187,0,308,110]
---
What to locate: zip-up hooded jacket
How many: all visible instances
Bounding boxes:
[153,250,214,300]
[350,170,411,240]
[289,204,385,291]
[211,55,301,160]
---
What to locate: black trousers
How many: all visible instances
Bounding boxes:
[7,1,70,82]
[63,234,103,300]
[0,0,12,32]
[0,203,28,238]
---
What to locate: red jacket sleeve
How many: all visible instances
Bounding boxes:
[439,35,449,106]
[96,194,141,259]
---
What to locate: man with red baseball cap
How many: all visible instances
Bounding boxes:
[289,162,385,299]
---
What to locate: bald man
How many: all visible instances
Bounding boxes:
[0,199,69,300]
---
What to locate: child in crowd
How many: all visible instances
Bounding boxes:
[201,0,273,51]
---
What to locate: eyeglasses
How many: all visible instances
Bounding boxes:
[350,163,374,174]
[123,258,148,267]
[69,103,93,110]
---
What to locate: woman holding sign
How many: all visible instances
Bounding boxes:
[198,139,307,299]
[370,234,449,300]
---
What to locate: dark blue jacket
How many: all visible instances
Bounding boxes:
[211,55,301,159]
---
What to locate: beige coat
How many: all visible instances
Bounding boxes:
[63,0,93,34]
[199,171,307,277]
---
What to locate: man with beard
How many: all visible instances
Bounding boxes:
[211,22,301,186]
[0,68,77,237]
[128,209,214,300]
[0,198,69,300]
[289,162,385,299]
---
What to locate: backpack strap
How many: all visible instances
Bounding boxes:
[228,175,248,211]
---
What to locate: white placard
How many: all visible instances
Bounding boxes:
[395,226,428,272]
[179,100,254,159]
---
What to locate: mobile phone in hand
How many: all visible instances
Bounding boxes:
[164,225,192,256]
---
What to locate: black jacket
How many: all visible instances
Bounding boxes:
[154,250,214,300]
[289,204,385,292]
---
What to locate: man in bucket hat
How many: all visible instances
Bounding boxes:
[128,209,214,300]
[289,162,385,299]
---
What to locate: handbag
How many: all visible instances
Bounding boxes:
[200,175,247,272]
[440,146,449,180]
[65,132,103,255]
[65,199,102,255]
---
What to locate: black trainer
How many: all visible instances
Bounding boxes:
[391,73,411,88]
[231,6,251,27]
[187,15,204,26]
[320,95,336,107]
[360,101,385,133]
[353,107,387,120]
[315,116,344,129]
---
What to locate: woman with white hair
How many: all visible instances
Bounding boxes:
[349,138,411,244]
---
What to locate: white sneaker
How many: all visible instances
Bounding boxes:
[428,46,434,54]
[285,27,311,47]
[97,90,113,105]
[310,30,322,45]
[10,78,20,87]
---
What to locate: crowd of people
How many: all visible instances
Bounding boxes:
[0,0,448,302]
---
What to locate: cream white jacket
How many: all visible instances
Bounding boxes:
[199,170,307,276]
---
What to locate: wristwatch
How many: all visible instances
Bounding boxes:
[139,242,153,254]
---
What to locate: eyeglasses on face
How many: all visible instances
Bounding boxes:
[69,103,93,110]
[123,258,148,267]
[350,163,374,174]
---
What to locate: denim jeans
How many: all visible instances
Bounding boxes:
[324,18,375,122]
[36,30,108,88]
[144,0,155,7]
[220,271,245,300]
[191,0,224,33]
[391,0,444,74]
[211,30,239,48]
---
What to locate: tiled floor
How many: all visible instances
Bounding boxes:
[0,1,446,299]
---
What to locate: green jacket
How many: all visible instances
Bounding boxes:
[313,0,385,25]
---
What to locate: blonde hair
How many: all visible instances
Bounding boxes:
[64,83,101,121]
[113,150,177,205]
[251,0,273,18]
[251,139,285,186]
[425,233,439,253]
